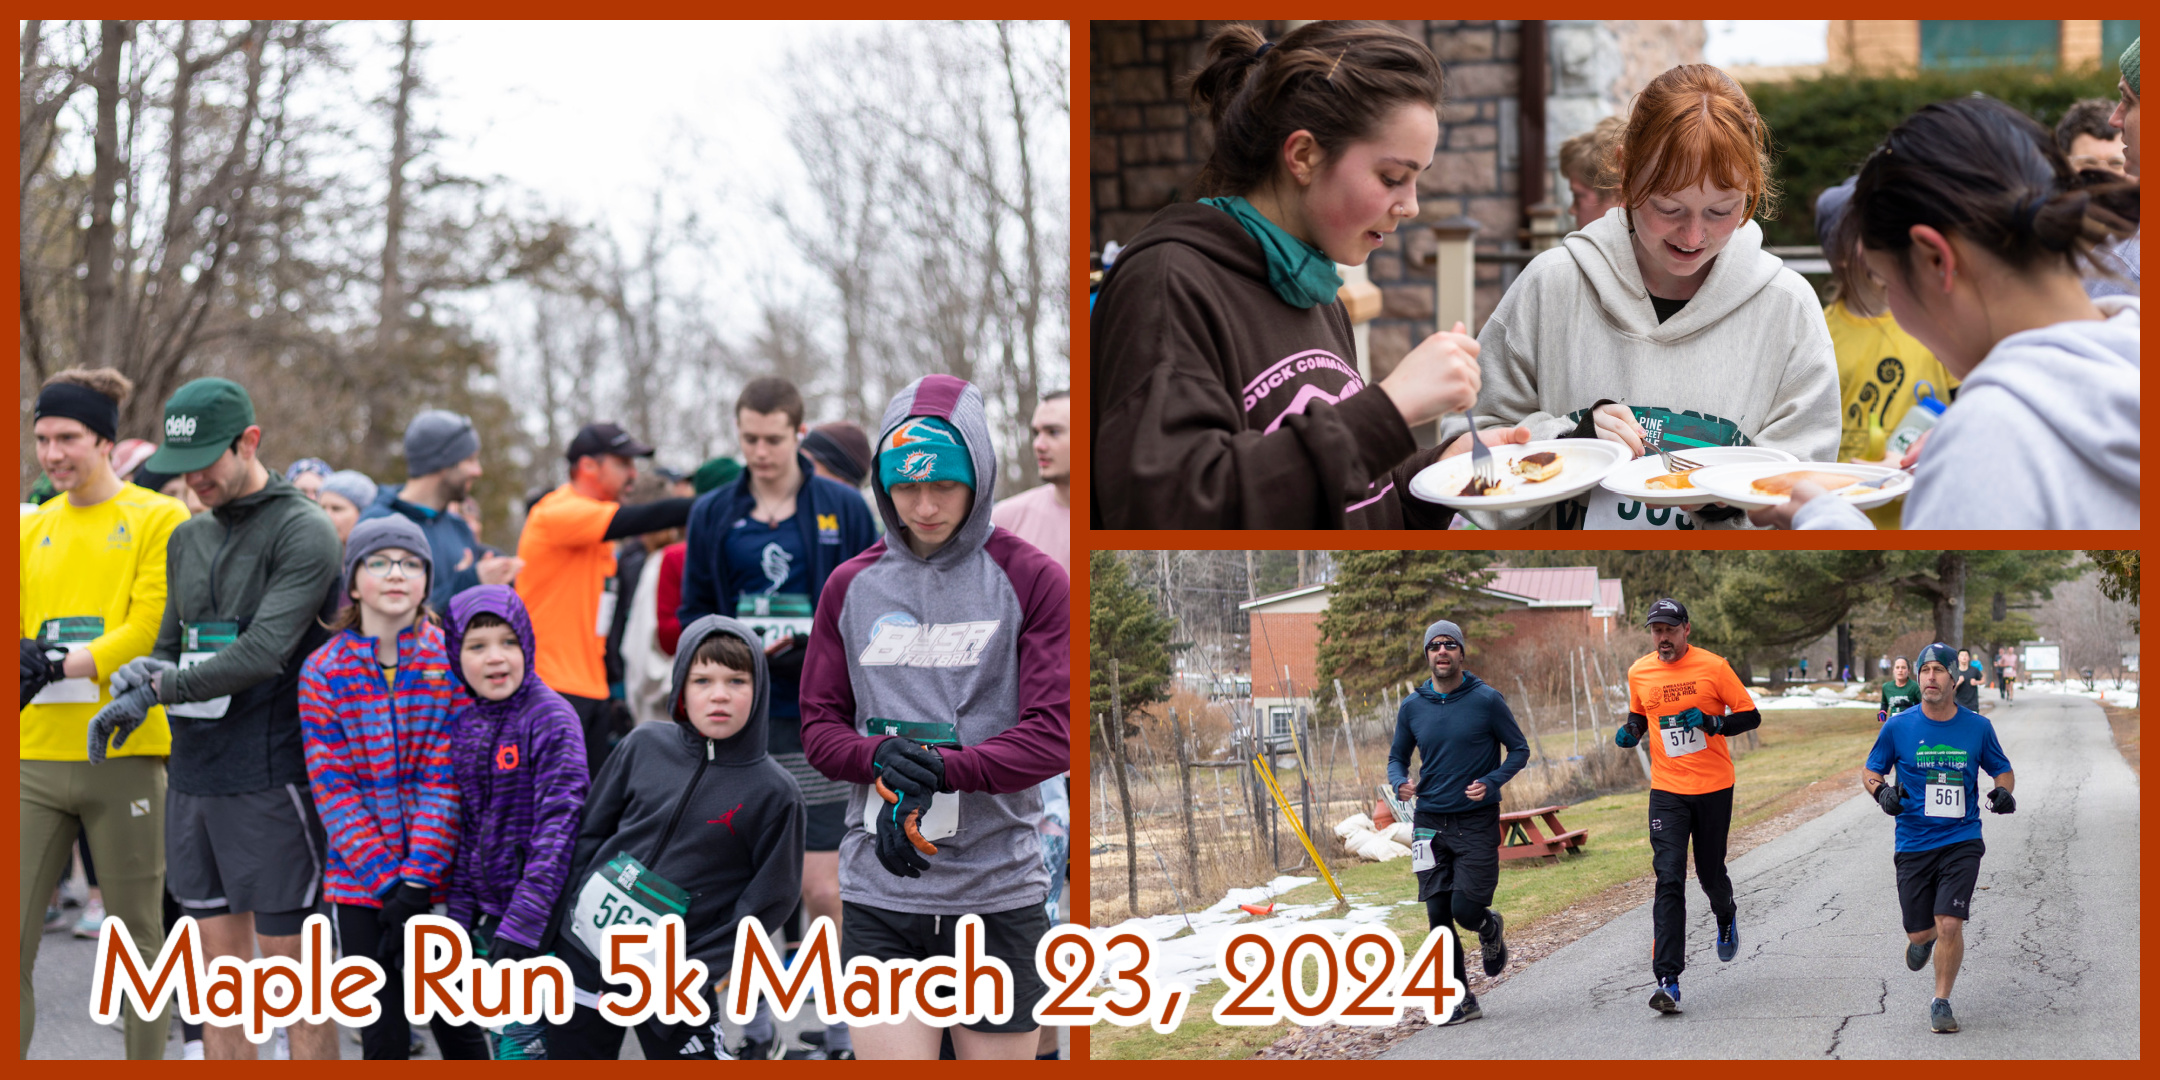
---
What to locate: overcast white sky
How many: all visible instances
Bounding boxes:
[418,21,831,227]
[1704,20,1831,67]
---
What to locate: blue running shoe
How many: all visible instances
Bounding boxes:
[1930,997,1958,1033]
[1648,980,1682,1014]
[1717,917,1739,962]
[1906,937,1935,972]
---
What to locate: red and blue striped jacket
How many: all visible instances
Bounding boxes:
[298,621,461,907]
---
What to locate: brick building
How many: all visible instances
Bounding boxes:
[1090,20,1702,381]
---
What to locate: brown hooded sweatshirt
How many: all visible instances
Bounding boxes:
[1091,202,1449,529]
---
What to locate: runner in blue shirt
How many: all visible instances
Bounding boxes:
[1862,642,2015,1035]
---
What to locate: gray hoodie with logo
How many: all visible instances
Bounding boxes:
[800,374,1071,916]
[1449,209,1841,529]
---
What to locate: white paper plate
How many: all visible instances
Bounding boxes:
[1599,446,1798,508]
[1406,439,1628,510]
[1686,461,1914,511]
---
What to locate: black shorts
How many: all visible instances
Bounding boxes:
[1894,838,1985,933]
[1411,805,1502,905]
[805,799,848,852]
[167,782,324,931]
[840,900,1048,1033]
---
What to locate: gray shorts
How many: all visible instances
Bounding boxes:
[167,783,324,925]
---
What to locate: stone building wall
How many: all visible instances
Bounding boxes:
[1091,20,1527,378]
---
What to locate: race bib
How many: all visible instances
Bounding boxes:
[594,580,619,638]
[861,717,960,842]
[31,616,103,705]
[570,852,692,960]
[736,593,814,650]
[1924,771,1965,819]
[1658,714,1707,757]
[1410,828,1437,873]
[168,622,237,720]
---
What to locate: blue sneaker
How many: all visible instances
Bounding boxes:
[1717,917,1739,962]
[1648,979,1682,1014]
[1906,937,1935,972]
[1929,997,1958,1033]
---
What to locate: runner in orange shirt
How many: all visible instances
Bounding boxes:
[1615,598,1765,1013]
[516,423,693,778]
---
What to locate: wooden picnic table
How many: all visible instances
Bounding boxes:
[1499,804,1588,863]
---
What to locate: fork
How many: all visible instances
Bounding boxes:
[1463,416,1500,489]
[1654,437,1704,473]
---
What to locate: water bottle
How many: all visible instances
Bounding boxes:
[1884,391,1947,459]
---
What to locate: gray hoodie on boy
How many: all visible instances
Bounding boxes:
[800,374,1071,917]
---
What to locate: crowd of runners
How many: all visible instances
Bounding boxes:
[1391,600,2016,1035]
[22,366,1072,1060]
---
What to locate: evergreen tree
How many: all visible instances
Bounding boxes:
[1315,550,1501,704]
[2087,550,2140,632]
[1089,550,1176,731]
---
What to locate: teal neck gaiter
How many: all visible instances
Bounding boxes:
[1200,195,1344,309]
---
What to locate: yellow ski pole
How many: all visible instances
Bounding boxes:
[1252,754,1345,905]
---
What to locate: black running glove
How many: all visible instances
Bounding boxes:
[872,737,949,797]
[87,684,160,764]
[1985,787,2016,814]
[873,791,934,879]
[376,881,434,965]
[21,639,65,706]
[1875,781,1903,816]
[488,933,541,965]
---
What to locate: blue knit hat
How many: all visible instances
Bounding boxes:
[878,416,975,491]
[1916,642,1959,672]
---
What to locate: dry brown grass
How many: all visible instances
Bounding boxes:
[1090,674,1672,923]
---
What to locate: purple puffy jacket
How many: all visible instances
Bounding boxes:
[443,586,590,951]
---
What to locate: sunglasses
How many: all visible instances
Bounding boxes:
[1425,639,1463,654]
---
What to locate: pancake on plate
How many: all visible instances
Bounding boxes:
[1750,469,1863,496]
[1513,451,1562,483]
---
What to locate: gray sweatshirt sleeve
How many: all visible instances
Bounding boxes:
[1747,294,1841,463]
[160,512,341,706]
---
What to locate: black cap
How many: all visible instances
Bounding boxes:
[566,422,655,464]
[1645,598,1689,627]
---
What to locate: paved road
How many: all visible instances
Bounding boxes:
[1388,693,2139,1059]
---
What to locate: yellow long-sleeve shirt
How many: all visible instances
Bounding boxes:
[20,484,190,760]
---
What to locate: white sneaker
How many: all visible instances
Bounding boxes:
[183,1039,205,1060]
[274,1027,290,1060]
[72,899,106,939]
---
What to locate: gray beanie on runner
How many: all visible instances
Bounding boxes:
[319,469,378,510]
[403,409,480,478]
[1421,619,1466,655]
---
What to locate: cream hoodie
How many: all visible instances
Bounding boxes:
[1451,208,1840,529]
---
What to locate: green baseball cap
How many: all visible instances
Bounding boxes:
[146,378,256,474]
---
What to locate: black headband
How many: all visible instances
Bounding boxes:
[34,382,119,443]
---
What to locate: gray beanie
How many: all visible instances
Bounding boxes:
[1421,619,1467,655]
[342,514,433,599]
[404,410,480,478]
[319,469,378,510]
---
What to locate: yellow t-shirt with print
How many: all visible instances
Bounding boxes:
[1826,300,1958,529]
[20,484,190,760]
